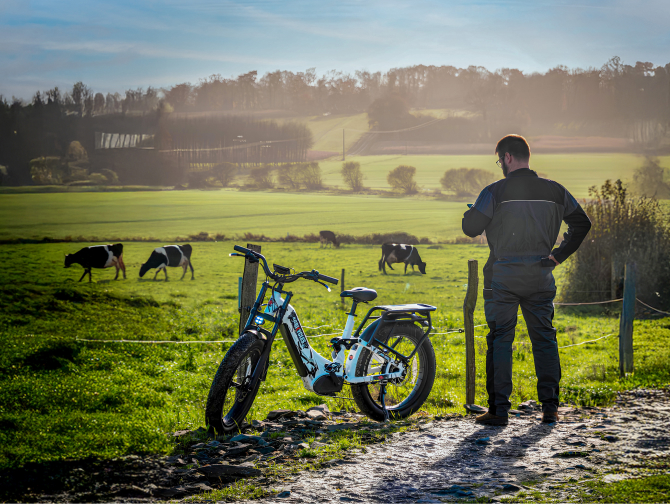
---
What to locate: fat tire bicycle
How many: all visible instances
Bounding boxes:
[205,246,437,433]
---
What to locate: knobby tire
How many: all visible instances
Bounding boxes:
[351,322,436,421]
[205,332,265,434]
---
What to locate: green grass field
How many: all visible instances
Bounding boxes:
[320,154,670,197]
[2,153,667,243]
[1,241,668,468]
[0,190,470,242]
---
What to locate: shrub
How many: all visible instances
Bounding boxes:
[30,157,64,185]
[299,162,323,190]
[88,173,108,185]
[188,171,208,189]
[387,165,418,194]
[440,167,496,197]
[212,162,236,187]
[244,165,274,189]
[561,179,670,310]
[341,161,364,192]
[66,141,88,162]
[277,163,301,189]
[631,157,670,199]
[100,169,119,184]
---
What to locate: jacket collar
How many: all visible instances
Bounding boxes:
[507,168,537,178]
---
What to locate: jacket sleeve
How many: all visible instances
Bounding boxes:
[551,190,592,263]
[462,187,494,237]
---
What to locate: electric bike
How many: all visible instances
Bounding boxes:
[205,245,436,433]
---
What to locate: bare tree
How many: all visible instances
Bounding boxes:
[278,163,302,189]
[341,161,364,192]
[93,93,105,114]
[387,165,418,194]
[632,157,670,199]
[440,168,496,197]
[212,162,237,187]
[71,81,92,115]
[299,162,323,190]
[245,165,274,189]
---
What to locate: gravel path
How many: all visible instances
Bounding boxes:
[261,389,670,503]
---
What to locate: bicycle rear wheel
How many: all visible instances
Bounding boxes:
[351,322,435,421]
[205,332,265,434]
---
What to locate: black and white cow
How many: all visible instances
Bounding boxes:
[319,230,340,248]
[139,244,194,281]
[64,243,126,282]
[378,243,426,275]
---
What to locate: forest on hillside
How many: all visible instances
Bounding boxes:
[1,56,669,186]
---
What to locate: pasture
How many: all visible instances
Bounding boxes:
[1,241,669,468]
[319,153,670,197]
[2,153,668,243]
[0,191,469,242]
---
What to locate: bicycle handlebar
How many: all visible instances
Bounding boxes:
[316,273,339,284]
[231,245,338,286]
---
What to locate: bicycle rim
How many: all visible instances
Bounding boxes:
[221,346,262,431]
[365,334,424,410]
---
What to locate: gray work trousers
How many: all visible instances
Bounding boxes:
[483,256,561,417]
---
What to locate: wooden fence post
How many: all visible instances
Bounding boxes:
[463,259,479,407]
[619,262,636,376]
[340,268,345,309]
[239,243,262,336]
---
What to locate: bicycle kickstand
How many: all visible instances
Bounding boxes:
[380,381,389,423]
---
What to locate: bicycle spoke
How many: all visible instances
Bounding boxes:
[366,333,423,410]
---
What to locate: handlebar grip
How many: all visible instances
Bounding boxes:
[318,273,339,285]
[234,245,250,254]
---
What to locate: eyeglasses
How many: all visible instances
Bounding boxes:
[496,157,503,168]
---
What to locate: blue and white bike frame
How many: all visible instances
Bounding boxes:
[245,281,435,396]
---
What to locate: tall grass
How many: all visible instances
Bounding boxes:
[561,179,670,309]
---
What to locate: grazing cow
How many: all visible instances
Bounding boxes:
[378,243,427,275]
[319,230,339,248]
[139,244,194,281]
[64,243,126,283]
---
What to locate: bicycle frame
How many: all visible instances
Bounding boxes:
[240,279,435,397]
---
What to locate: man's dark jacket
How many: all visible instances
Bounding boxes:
[462,168,591,289]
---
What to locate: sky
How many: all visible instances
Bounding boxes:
[1,0,669,100]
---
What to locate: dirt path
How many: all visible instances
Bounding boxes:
[260,389,670,503]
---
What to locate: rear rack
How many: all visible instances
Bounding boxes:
[351,303,436,363]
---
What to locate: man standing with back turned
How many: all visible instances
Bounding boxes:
[462,135,591,425]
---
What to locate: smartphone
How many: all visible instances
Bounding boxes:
[467,204,473,208]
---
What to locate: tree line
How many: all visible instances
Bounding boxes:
[156,58,670,133]
[5,56,669,127]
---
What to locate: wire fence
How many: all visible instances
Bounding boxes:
[73,296,667,347]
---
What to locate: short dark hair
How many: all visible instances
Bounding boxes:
[495,134,530,161]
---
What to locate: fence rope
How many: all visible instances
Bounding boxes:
[558,332,616,349]
[430,323,488,335]
[554,298,622,306]
[552,297,669,316]
[636,298,670,316]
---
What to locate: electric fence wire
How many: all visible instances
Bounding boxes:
[553,296,670,316]
[558,332,616,349]
[636,298,670,316]
[554,298,623,306]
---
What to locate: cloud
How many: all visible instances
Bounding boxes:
[2,0,670,99]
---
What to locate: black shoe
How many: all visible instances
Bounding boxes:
[542,412,559,423]
[475,412,509,426]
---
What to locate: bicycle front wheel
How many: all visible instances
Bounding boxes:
[351,322,435,421]
[205,332,265,434]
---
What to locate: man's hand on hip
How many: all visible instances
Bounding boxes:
[548,255,560,266]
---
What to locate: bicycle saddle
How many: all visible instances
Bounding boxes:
[340,287,377,303]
